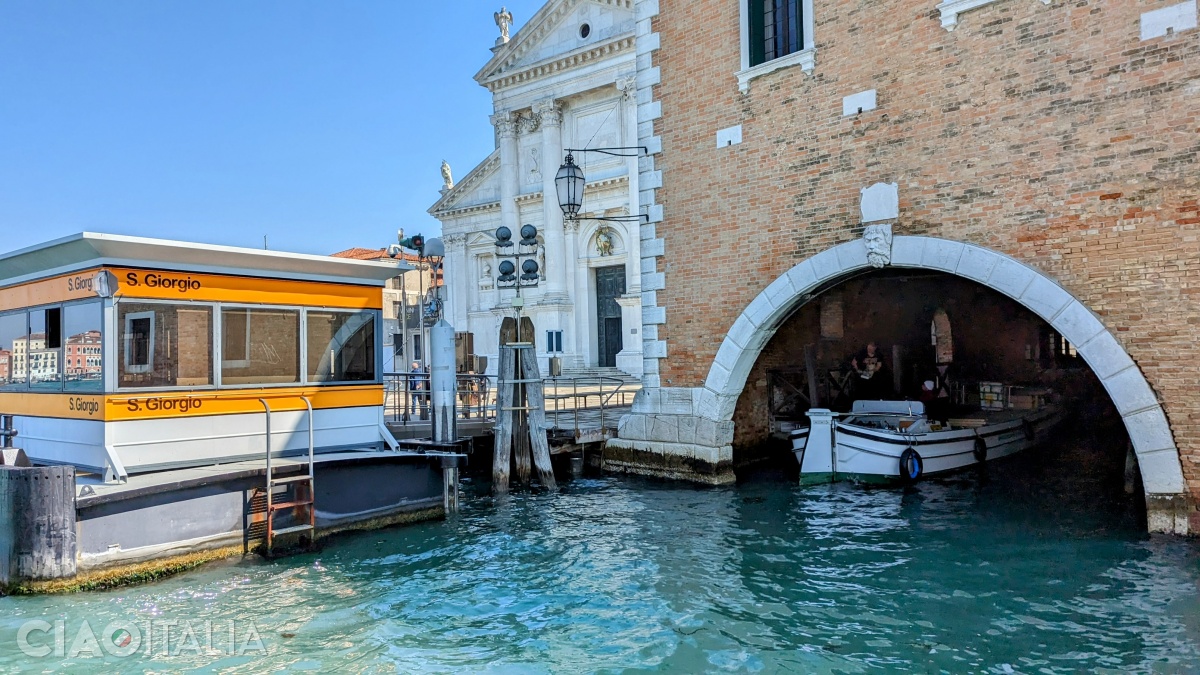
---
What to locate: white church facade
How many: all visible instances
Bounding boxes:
[430,0,643,377]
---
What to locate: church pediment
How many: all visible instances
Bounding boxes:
[476,0,635,92]
[428,150,502,217]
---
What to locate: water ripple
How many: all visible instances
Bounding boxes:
[0,467,1198,672]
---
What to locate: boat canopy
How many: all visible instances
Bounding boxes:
[850,400,925,416]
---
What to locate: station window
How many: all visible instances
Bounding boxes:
[0,311,27,391]
[220,308,300,385]
[27,307,63,392]
[117,303,213,388]
[63,301,103,392]
[307,310,376,383]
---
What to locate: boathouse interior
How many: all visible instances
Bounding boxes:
[735,269,1138,513]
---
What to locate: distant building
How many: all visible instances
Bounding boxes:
[13,333,57,383]
[0,349,10,383]
[65,330,102,379]
[330,247,439,373]
[429,0,643,377]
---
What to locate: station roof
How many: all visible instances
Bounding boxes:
[0,232,411,289]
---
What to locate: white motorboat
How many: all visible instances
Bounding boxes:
[789,399,1062,484]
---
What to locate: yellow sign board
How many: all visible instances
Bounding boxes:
[0,385,384,421]
[0,267,383,312]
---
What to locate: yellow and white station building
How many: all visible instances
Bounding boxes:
[0,232,403,482]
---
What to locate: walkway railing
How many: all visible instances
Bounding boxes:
[544,376,637,434]
[383,371,638,430]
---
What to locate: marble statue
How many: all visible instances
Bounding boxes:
[495,7,513,44]
[440,160,454,190]
[863,223,893,268]
[479,262,493,288]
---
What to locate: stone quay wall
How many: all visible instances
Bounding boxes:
[609,0,1200,532]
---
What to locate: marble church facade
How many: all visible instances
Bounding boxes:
[429,0,643,377]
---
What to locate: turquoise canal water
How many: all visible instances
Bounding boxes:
[2,438,1199,673]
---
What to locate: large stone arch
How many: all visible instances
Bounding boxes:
[696,235,1188,532]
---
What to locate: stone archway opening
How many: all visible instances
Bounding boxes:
[734,267,1140,518]
[698,235,1189,534]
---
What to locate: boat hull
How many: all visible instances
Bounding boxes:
[791,406,1061,483]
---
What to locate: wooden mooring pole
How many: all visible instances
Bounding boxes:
[0,465,77,586]
[491,316,558,493]
[493,317,518,493]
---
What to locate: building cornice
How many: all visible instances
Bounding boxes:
[437,175,629,220]
[480,35,636,93]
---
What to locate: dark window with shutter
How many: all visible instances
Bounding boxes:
[749,0,803,68]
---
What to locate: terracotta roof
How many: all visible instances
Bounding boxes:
[330,247,387,261]
[330,247,424,264]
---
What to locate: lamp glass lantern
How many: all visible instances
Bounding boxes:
[554,153,585,218]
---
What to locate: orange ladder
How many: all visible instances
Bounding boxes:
[259,397,316,555]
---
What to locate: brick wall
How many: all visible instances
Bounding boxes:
[648,0,1200,489]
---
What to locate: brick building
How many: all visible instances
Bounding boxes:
[331,247,438,373]
[64,330,101,378]
[607,0,1200,533]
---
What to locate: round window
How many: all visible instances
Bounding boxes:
[579,23,591,39]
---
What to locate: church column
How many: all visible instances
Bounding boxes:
[617,75,642,294]
[535,98,570,303]
[442,234,468,327]
[565,219,586,369]
[491,110,520,267]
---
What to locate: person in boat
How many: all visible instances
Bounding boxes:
[850,342,890,400]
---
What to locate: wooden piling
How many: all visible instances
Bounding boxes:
[512,349,532,485]
[1,465,77,586]
[519,340,558,491]
[804,344,820,407]
[493,317,517,493]
[892,345,904,395]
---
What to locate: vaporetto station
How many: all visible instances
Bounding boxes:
[0,233,461,588]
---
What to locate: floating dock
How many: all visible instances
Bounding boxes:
[0,233,463,591]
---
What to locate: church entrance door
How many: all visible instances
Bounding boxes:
[595,265,625,368]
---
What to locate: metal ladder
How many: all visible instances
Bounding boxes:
[259,397,316,555]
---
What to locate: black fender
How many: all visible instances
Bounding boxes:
[1022,419,1036,442]
[899,448,923,483]
[973,436,988,463]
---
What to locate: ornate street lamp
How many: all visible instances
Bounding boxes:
[554,154,585,219]
[494,225,540,301]
[555,147,650,223]
[421,237,445,326]
[494,224,540,344]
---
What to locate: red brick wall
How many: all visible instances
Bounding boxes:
[650,0,1200,487]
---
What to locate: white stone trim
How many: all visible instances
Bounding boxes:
[1141,1,1198,41]
[937,0,1051,31]
[691,236,1186,521]
[736,0,816,93]
[735,49,815,93]
[634,0,666,390]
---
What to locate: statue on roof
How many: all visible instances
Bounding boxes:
[495,7,513,44]
[441,160,454,190]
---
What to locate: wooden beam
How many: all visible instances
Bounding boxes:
[519,323,558,491]
[492,317,517,493]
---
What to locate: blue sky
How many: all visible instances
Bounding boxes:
[0,1,545,256]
